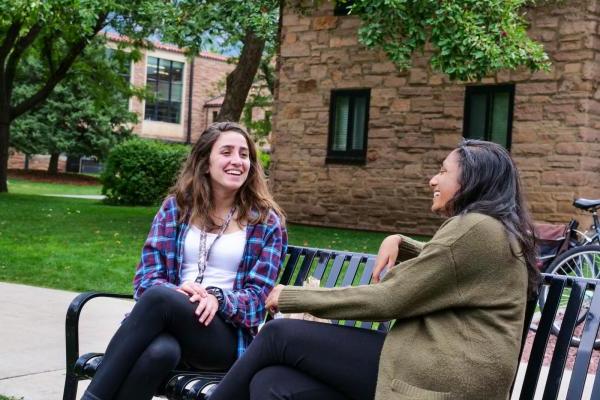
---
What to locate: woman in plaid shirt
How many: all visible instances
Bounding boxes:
[82,122,287,400]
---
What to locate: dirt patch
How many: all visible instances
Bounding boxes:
[8,169,101,186]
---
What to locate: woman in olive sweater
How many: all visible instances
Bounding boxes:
[209,140,538,400]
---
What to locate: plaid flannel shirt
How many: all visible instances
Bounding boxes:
[133,196,288,357]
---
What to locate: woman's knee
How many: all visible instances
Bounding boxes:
[137,285,181,312]
[257,318,312,346]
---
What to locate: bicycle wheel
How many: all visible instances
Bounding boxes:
[538,244,600,348]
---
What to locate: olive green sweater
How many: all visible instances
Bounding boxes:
[279,213,528,400]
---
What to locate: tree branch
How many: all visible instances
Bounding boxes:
[0,21,22,71]
[217,29,265,122]
[11,13,108,120]
[4,23,43,100]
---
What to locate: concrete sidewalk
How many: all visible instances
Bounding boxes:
[0,282,133,400]
[0,282,595,400]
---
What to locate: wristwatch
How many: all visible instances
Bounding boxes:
[206,286,225,307]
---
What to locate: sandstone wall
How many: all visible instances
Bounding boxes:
[271,0,600,235]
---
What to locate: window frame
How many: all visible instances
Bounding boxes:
[326,89,370,165]
[144,56,184,124]
[463,84,515,150]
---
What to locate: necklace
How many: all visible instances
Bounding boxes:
[195,207,236,284]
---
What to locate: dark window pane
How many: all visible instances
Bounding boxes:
[170,102,181,123]
[352,96,367,150]
[171,61,184,82]
[467,93,487,140]
[463,85,513,150]
[145,102,156,120]
[333,96,350,151]
[490,92,509,147]
[171,82,183,102]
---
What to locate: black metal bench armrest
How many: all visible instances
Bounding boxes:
[65,292,133,380]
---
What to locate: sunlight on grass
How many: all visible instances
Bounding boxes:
[7,178,102,196]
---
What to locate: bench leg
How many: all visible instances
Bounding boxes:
[63,373,79,400]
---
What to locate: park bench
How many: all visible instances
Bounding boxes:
[63,245,600,400]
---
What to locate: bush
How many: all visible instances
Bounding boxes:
[258,150,271,174]
[101,138,189,205]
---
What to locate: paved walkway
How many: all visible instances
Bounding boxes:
[0,282,133,400]
[42,194,106,200]
[0,282,595,399]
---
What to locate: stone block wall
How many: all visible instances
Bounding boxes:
[271,0,600,235]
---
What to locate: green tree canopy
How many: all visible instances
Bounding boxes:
[11,44,137,174]
[0,0,169,191]
[345,0,550,80]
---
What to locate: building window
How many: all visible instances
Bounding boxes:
[334,0,354,16]
[463,84,515,150]
[327,89,370,164]
[145,56,184,124]
[212,110,218,122]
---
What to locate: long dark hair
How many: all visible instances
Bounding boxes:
[170,122,285,227]
[448,139,538,297]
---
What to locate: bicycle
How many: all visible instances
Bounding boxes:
[537,198,600,348]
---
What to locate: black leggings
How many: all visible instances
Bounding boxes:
[210,318,385,400]
[81,285,237,400]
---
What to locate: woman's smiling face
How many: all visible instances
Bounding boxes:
[429,150,461,216]
[207,131,251,194]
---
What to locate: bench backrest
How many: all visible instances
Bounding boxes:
[278,245,387,331]
[516,274,600,399]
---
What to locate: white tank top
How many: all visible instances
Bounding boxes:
[180,225,246,289]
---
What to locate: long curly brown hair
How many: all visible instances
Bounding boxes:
[170,122,284,228]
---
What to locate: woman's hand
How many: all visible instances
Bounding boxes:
[265,284,285,315]
[177,281,207,298]
[372,234,401,283]
[193,294,219,326]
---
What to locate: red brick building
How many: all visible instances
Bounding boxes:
[270,0,600,235]
[9,33,233,172]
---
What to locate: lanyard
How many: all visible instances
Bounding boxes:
[195,207,236,284]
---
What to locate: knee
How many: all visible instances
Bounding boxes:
[257,319,303,344]
[138,285,178,310]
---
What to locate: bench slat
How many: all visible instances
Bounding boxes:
[278,246,303,286]
[324,253,347,288]
[519,277,567,400]
[292,248,317,286]
[566,280,600,399]
[312,251,332,280]
[542,280,586,398]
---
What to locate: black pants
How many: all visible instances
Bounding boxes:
[81,285,238,400]
[210,319,385,400]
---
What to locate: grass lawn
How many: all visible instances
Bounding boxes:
[1,180,423,294]
[7,178,102,196]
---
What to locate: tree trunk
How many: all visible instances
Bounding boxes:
[0,111,10,192]
[216,29,266,122]
[48,152,60,175]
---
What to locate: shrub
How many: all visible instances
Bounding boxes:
[101,138,189,205]
[258,149,271,174]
